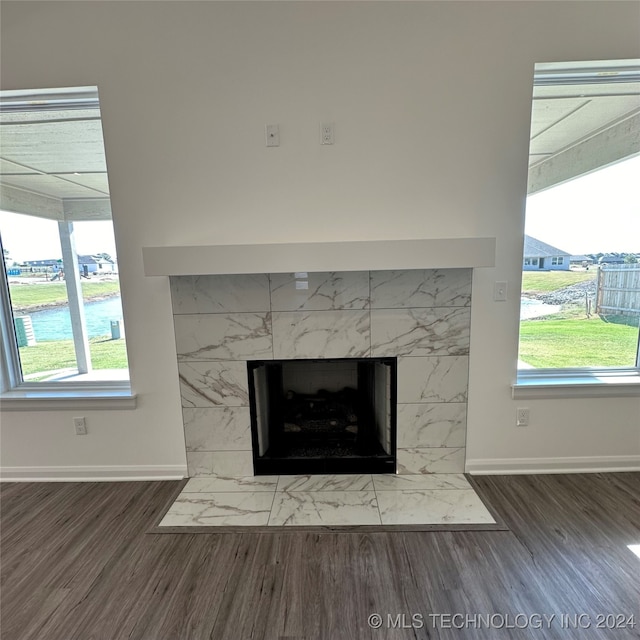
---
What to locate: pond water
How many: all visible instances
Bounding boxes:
[22,296,124,341]
[520,297,561,319]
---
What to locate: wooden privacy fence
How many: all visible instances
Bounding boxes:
[595,264,640,316]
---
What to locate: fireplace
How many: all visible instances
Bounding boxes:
[249,357,397,474]
[162,264,480,478]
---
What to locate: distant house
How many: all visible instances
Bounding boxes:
[523,235,571,271]
[23,256,116,275]
[597,254,625,265]
[23,258,61,269]
[77,255,116,275]
[570,254,594,268]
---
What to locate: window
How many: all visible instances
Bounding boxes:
[517,60,640,393]
[0,87,133,404]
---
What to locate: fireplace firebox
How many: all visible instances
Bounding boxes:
[248,358,397,475]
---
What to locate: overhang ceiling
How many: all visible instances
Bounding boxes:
[0,88,112,222]
[528,61,640,193]
[0,62,639,221]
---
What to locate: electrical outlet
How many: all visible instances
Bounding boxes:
[320,123,334,145]
[74,416,87,435]
[516,408,529,427]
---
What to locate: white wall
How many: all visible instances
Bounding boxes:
[1,1,638,478]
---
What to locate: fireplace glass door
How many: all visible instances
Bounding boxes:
[248,358,396,475]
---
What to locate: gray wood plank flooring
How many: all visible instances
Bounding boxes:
[1,473,639,639]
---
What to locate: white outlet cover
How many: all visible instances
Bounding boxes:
[320,123,334,145]
[494,281,508,302]
[265,124,280,147]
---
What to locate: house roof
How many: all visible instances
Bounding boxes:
[598,254,625,263]
[523,235,571,258]
[77,254,113,264]
[24,258,60,265]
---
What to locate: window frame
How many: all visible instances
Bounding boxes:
[515,61,640,398]
[0,87,135,409]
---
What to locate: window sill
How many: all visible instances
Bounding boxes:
[513,370,640,399]
[0,383,137,411]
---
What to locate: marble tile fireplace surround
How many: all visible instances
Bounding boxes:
[170,267,473,478]
[143,238,496,480]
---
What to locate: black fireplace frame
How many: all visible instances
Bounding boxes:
[247,357,397,475]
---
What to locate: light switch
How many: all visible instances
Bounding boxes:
[265,124,280,147]
[494,281,508,302]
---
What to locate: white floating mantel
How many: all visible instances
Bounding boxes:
[142,238,496,276]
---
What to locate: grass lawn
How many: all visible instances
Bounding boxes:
[522,270,595,293]
[519,315,639,368]
[19,336,129,377]
[9,280,121,310]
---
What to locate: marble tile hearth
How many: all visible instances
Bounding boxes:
[159,473,496,527]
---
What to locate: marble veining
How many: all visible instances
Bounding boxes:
[178,361,249,407]
[397,403,467,448]
[272,310,370,359]
[159,492,274,526]
[268,491,381,526]
[397,448,466,474]
[370,269,472,309]
[376,489,495,525]
[182,476,279,492]
[372,473,471,491]
[183,407,251,451]
[170,274,270,314]
[270,272,369,311]
[397,356,469,403]
[174,313,272,361]
[371,307,470,357]
[276,474,374,492]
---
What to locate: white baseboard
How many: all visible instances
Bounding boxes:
[0,465,188,482]
[465,456,640,475]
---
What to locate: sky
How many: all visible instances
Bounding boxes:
[1,154,638,262]
[524,154,640,255]
[0,215,117,263]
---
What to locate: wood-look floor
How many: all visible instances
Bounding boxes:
[1,473,639,640]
